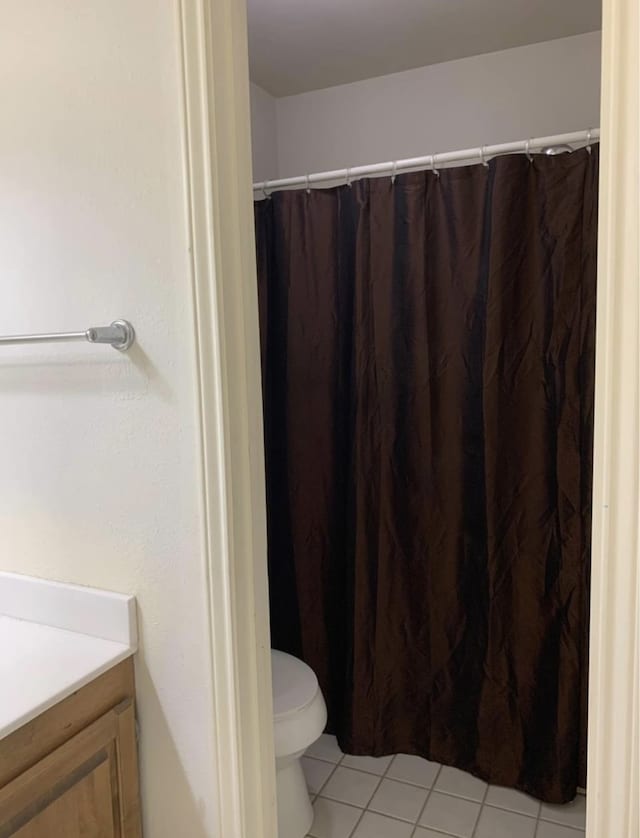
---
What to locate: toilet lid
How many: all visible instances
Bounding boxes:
[271,649,319,718]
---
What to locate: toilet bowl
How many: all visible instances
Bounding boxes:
[272,649,327,838]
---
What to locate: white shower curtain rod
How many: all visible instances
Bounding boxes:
[253,128,600,195]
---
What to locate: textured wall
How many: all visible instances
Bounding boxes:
[0,3,218,836]
[270,32,601,178]
[250,82,279,182]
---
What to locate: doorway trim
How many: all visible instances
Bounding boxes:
[587,1,639,836]
[179,0,640,835]
[178,1,277,837]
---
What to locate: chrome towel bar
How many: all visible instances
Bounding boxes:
[0,320,136,351]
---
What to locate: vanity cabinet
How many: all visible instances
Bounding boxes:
[0,659,141,838]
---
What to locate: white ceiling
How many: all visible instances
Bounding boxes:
[247,0,601,97]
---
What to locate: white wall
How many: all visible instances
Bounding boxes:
[272,32,601,178]
[0,3,218,837]
[250,83,279,182]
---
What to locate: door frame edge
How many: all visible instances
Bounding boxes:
[177,1,277,836]
[588,2,640,836]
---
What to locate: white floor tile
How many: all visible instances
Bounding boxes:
[308,798,362,838]
[351,811,414,838]
[536,822,585,838]
[308,751,585,838]
[321,767,380,808]
[368,778,428,823]
[484,785,541,817]
[540,795,587,830]
[386,754,440,788]
[307,734,344,764]
[434,766,487,802]
[419,791,481,838]
[474,806,537,838]
[341,754,393,775]
[302,757,336,794]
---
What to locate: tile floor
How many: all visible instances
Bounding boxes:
[303,735,586,838]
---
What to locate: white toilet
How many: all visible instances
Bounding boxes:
[271,649,328,838]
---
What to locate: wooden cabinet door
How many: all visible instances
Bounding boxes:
[10,757,116,838]
[0,700,141,838]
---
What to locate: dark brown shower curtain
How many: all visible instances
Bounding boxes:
[255,147,598,803]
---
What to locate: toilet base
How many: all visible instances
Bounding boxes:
[276,756,314,838]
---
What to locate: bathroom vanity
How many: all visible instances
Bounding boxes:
[0,573,141,837]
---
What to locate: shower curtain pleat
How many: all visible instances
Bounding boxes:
[254,147,598,803]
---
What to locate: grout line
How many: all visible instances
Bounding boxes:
[338,758,395,778]
[313,799,364,813]
[314,750,344,797]
[410,763,443,837]
[534,795,542,837]
[346,810,367,838]
[482,802,540,819]
[538,821,586,833]
[315,797,441,834]
[345,769,388,838]
[307,750,346,838]
[307,755,345,767]
[382,754,447,790]
[469,781,491,838]
[385,775,445,789]
[310,752,585,838]
[307,802,364,838]
[533,814,542,838]
[313,752,437,837]
[310,747,384,837]
[380,754,394,782]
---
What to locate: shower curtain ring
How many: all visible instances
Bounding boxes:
[262,180,271,200]
[391,161,398,184]
[306,174,311,194]
[431,154,440,178]
[346,167,352,188]
[586,129,593,154]
[525,140,533,162]
[480,146,489,168]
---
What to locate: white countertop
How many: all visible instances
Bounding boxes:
[0,616,133,739]
[0,572,137,741]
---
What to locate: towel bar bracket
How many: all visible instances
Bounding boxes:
[0,319,136,351]
[86,320,136,351]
